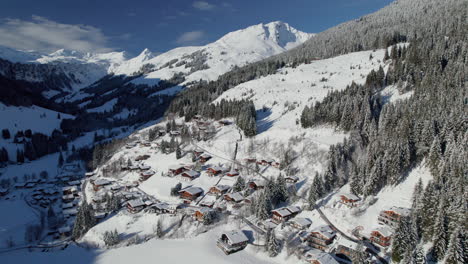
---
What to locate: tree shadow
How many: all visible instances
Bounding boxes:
[256,108,273,134]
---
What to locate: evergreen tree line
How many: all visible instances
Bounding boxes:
[250,175,289,220]
[301,5,466,263]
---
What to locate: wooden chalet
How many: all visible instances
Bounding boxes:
[85,172,95,177]
[92,179,111,191]
[244,158,257,164]
[339,193,361,207]
[378,206,411,228]
[217,230,249,255]
[139,164,151,171]
[193,149,204,157]
[334,237,364,259]
[209,185,230,196]
[193,207,212,221]
[127,199,146,213]
[140,170,155,181]
[307,225,336,251]
[248,179,266,190]
[306,252,339,264]
[370,227,393,247]
[288,217,312,230]
[271,161,281,168]
[169,164,186,176]
[62,186,78,195]
[224,192,244,203]
[207,166,224,176]
[199,153,212,163]
[180,170,201,181]
[178,187,204,201]
[271,206,301,223]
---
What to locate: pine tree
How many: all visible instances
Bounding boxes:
[275,174,288,204]
[233,176,246,192]
[176,145,182,159]
[308,173,323,207]
[445,227,466,264]
[72,201,96,239]
[267,230,279,257]
[256,190,272,220]
[432,198,448,261]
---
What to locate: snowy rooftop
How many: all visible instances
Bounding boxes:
[225,192,244,202]
[94,178,111,185]
[272,208,293,217]
[221,230,248,244]
[312,225,336,239]
[388,206,411,216]
[289,217,312,227]
[182,170,200,177]
[340,193,360,201]
[373,226,393,237]
[212,185,230,192]
[311,252,339,264]
[128,199,146,208]
[180,186,203,195]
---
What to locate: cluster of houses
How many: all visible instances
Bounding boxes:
[368,206,411,249]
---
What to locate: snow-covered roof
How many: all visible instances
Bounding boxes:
[139,164,151,170]
[182,170,200,177]
[208,166,223,172]
[62,186,78,192]
[180,186,203,195]
[226,170,239,175]
[272,208,293,217]
[63,208,78,215]
[286,205,301,214]
[310,252,339,264]
[313,225,336,239]
[251,179,266,187]
[169,164,185,170]
[388,206,411,216]
[141,170,155,176]
[212,185,230,192]
[85,172,95,177]
[285,175,299,181]
[336,236,361,251]
[200,153,212,158]
[128,199,146,208]
[94,178,111,186]
[222,230,248,244]
[68,180,81,185]
[289,217,312,227]
[225,192,244,202]
[373,226,393,237]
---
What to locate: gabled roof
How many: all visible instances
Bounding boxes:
[336,236,361,251]
[179,186,203,195]
[182,170,200,177]
[340,193,360,201]
[272,208,293,217]
[222,230,248,244]
[128,199,146,208]
[94,178,111,186]
[286,205,301,214]
[373,226,393,237]
[211,185,230,192]
[388,206,411,216]
[225,192,244,202]
[208,166,223,172]
[311,252,339,264]
[312,225,336,239]
[141,170,155,176]
[289,217,312,227]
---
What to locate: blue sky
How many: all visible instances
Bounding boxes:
[0,0,394,56]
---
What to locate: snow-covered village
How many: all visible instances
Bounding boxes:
[0,0,466,264]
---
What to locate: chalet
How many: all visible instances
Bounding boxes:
[169,164,186,176]
[135,155,150,161]
[206,166,223,176]
[257,159,272,166]
[92,179,111,191]
[14,182,27,189]
[260,219,278,230]
[217,230,249,255]
[149,202,178,215]
[141,141,151,147]
[178,187,204,201]
[127,199,146,213]
[85,172,95,177]
[306,252,339,264]
[193,207,212,221]
[370,227,393,247]
[335,237,364,259]
[248,179,266,190]
[378,206,411,228]
[139,164,151,171]
[140,170,155,181]
[125,142,137,149]
[168,130,180,137]
[288,217,312,230]
[285,175,299,183]
[180,170,201,181]
[271,206,301,223]
[224,192,244,203]
[209,185,230,196]
[225,170,239,177]
[200,197,216,208]
[244,158,257,164]
[339,193,361,207]
[110,185,123,193]
[199,153,212,163]
[24,182,37,188]
[193,149,204,158]
[308,225,336,251]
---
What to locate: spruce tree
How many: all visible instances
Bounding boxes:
[267,230,279,257]
[445,227,466,264]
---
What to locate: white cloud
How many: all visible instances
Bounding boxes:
[0,16,113,53]
[192,1,215,11]
[176,30,205,45]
